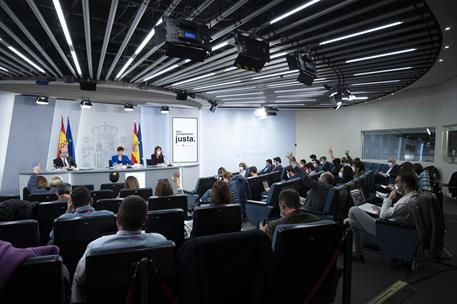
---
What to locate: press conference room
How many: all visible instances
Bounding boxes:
[0,0,456,303]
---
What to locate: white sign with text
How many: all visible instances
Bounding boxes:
[172,117,198,163]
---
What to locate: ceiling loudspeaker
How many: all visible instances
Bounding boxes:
[155,17,211,62]
[233,33,270,73]
[176,92,188,100]
[80,81,97,91]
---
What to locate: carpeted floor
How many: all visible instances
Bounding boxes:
[334,196,457,304]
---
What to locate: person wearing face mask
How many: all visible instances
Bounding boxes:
[301,172,335,212]
[259,189,319,241]
[338,166,354,184]
[53,144,77,169]
[150,145,165,165]
[346,170,418,263]
[285,165,300,181]
[239,162,248,177]
[375,157,400,185]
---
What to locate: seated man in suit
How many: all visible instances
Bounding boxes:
[71,195,167,303]
[259,159,274,175]
[111,146,131,166]
[53,144,77,169]
[375,157,399,185]
[259,189,319,241]
[301,172,335,212]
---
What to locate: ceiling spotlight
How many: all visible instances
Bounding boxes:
[444,45,449,49]
[439,58,444,62]
[254,107,268,119]
[124,103,134,111]
[445,26,451,31]
[426,128,432,136]
[209,100,218,113]
[335,101,343,111]
[160,106,169,114]
[80,99,93,109]
[36,96,49,105]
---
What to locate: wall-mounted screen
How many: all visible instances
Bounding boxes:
[362,127,435,162]
[172,117,198,163]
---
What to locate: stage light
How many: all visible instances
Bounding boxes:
[36,96,49,105]
[209,100,218,113]
[124,103,134,111]
[80,99,93,109]
[160,106,169,114]
[254,107,267,119]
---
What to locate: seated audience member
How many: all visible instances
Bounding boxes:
[413,163,432,192]
[259,159,274,175]
[304,162,315,175]
[375,157,400,185]
[353,158,365,177]
[71,196,167,303]
[209,180,232,206]
[201,170,249,206]
[285,165,300,180]
[272,157,283,173]
[109,171,120,183]
[259,189,319,241]
[53,144,77,169]
[124,176,140,190]
[287,154,302,177]
[55,183,72,202]
[319,156,332,172]
[111,146,131,166]
[299,159,307,173]
[50,176,64,187]
[0,199,38,222]
[154,171,184,196]
[0,240,60,290]
[249,166,259,177]
[332,158,342,176]
[302,172,335,212]
[338,166,354,184]
[309,154,320,167]
[27,165,59,194]
[239,162,248,177]
[347,170,418,263]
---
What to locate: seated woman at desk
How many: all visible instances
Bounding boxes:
[111,146,131,166]
[150,146,165,165]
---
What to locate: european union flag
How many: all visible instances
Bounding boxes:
[66,117,75,160]
[138,123,144,165]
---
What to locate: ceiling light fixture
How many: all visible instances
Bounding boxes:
[211,41,229,51]
[254,107,268,119]
[320,21,403,45]
[215,92,264,98]
[270,0,321,24]
[8,46,45,73]
[172,72,216,86]
[267,81,301,88]
[445,26,451,31]
[251,70,298,80]
[426,128,432,136]
[345,48,416,63]
[221,97,266,101]
[335,101,343,111]
[80,99,93,109]
[36,96,49,105]
[52,0,82,76]
[270,51,289,59]
[273,86,325,93]
[194,80,241,90]
[439,59,443,62]
[0,66,8,72]
[206,86,257,94]
[342,96,368,100]
[353,67,412,76]
[224,67,237,72]
[143,64,180,81]
[124,103,134,111]
[351,80,400,86]
[444,45,449,49]
[273,99,316,103]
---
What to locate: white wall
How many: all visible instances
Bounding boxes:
[0,92,15,192]
[200,109,296,176]
[295,76,457,182]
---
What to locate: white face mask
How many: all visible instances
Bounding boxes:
[388,162,394,168]
[338,171,343,179]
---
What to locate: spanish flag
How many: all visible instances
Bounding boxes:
[131,123,140,164]
[57,116,67,157]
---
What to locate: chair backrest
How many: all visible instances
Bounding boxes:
[91,189,114,202]
[194,176,217,198]
[192,204,242,237]
[266,170,281,186]
[145,209,184,247]
[272,220,340,304]
[94,198,123,213]
[28,193,59,203]
[53,215,117,274]
[72,184,95,191]
[34,201,68,243]
[100,183,124,197]
[0,194,20,203]
[119,188,153,200]
[86,242,176,304]
[0,219,40,248]
[146,159,153,166]
[247,175,267,200]
[23,187,30,201]
[148,195,187,215]
[177,230,275,304]
[1,255,65,304]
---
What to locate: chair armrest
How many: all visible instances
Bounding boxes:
[376,219,416,230]
[246,200,268,206]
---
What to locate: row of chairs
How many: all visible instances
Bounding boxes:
[1,220,352,304]
[247,171,282,200]
[0,204,243,275]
